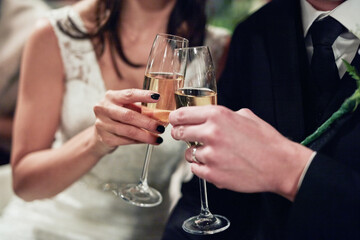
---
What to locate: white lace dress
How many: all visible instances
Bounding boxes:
[0,6,230,240]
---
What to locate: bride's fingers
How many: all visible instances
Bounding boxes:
[106,89,160,105]
[96,129,141,148]
[94,105,165,134]
[95,118,163,145]
[123,103,141,113]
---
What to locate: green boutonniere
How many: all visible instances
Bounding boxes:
[301,59,360,147]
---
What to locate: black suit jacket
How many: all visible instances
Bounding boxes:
[162,0,360,239]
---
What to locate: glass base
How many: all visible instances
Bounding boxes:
[119,183,162,207]
[182,214,230,235]
[101,182,120,197]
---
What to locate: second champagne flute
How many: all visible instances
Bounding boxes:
[175,46,230,234]
[118,33,188,207]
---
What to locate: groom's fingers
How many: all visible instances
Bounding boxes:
[169,105,218,126]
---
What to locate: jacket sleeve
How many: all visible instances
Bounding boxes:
[287,152,360,239]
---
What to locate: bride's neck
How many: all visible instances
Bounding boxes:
[120,0,176,32]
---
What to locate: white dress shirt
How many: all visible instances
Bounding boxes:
[301,0,360,78]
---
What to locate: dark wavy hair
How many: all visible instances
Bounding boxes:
[57,0,207,78]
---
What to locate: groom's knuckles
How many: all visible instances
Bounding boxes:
[173,109,187,124]
[172,125,185,140]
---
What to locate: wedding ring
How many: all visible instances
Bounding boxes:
[192,147,200,164]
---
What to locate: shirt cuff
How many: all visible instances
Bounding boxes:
[297,151,317,190]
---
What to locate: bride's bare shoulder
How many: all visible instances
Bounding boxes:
[72,0,99,31]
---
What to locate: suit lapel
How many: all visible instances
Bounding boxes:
[319,49,360,124]
[306,47,360,150]
[264,0,308,142]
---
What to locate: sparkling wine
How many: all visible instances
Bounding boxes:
[142,72,184,124]
[175,88,217,108]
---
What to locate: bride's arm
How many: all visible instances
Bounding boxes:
[11,19,163,202]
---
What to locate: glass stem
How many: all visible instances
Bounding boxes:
[199,178,213,218]
[139,144,154,187]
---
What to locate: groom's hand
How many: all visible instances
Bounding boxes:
[169,106,313,201]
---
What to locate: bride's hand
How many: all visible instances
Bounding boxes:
[93,89,165,154]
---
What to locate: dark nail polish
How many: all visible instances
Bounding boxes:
[151,93,160,100]
[156,125,165,133]
[156,137,163,144]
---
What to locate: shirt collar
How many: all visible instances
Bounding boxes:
[301,0,360,39]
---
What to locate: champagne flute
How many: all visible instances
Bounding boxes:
[118,33,188,207]
[174,46,230,234]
